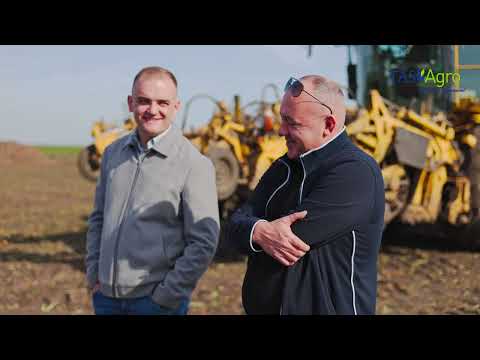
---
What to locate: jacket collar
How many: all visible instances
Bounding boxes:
[280,127,350,174]
[123,125,181,158]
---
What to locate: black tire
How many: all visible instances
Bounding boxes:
[469,127,480,212]
[78,145,100,182]
[459,219,480,251]
[462,126,480,249]
[206,145,239,201]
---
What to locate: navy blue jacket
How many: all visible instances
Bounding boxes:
[226,130,385,314]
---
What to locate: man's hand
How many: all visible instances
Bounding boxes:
[252,211,310,266]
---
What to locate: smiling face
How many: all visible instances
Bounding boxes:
[127,73,180,144]
[279,79,334,159]
[279,99,326,159]
[279,76,347,159]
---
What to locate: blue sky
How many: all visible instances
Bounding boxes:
[0,45,350,146]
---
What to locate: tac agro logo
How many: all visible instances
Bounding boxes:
[390,67,465,93]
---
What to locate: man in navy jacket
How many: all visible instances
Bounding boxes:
[226,75,385,314]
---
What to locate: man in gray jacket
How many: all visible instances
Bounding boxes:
[85,66,220,315]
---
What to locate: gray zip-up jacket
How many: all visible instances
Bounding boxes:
[85,125,220,309]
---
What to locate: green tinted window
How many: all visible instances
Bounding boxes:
[459,45,480,65]
[459,69,480,98]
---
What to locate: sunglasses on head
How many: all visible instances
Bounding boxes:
[284,77,333,115]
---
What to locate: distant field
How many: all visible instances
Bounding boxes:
[36,146,83,155]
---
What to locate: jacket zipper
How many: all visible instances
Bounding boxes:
[111,152,146,297]
[275,157,303,315]
[298,157,307,205]
[265,159,290,218]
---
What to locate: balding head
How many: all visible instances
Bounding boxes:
[300,75,346,131]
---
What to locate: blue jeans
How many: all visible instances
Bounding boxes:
[92,291,190,315]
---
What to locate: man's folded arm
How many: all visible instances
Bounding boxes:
[291,159,377,248]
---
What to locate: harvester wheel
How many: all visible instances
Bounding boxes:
[206,146,239,201]
[462,126,480,249]
[459,219,480,250]
[78,145,100,182]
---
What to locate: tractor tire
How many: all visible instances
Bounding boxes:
[462,126,480,249]
[78,145,100,183]
[459,219,480,250]
[206,146,239,201]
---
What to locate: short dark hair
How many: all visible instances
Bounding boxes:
[132,66,178,94]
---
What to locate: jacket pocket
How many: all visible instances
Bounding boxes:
[163,235,185,268]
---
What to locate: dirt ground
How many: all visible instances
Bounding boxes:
[0,146,479,315]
